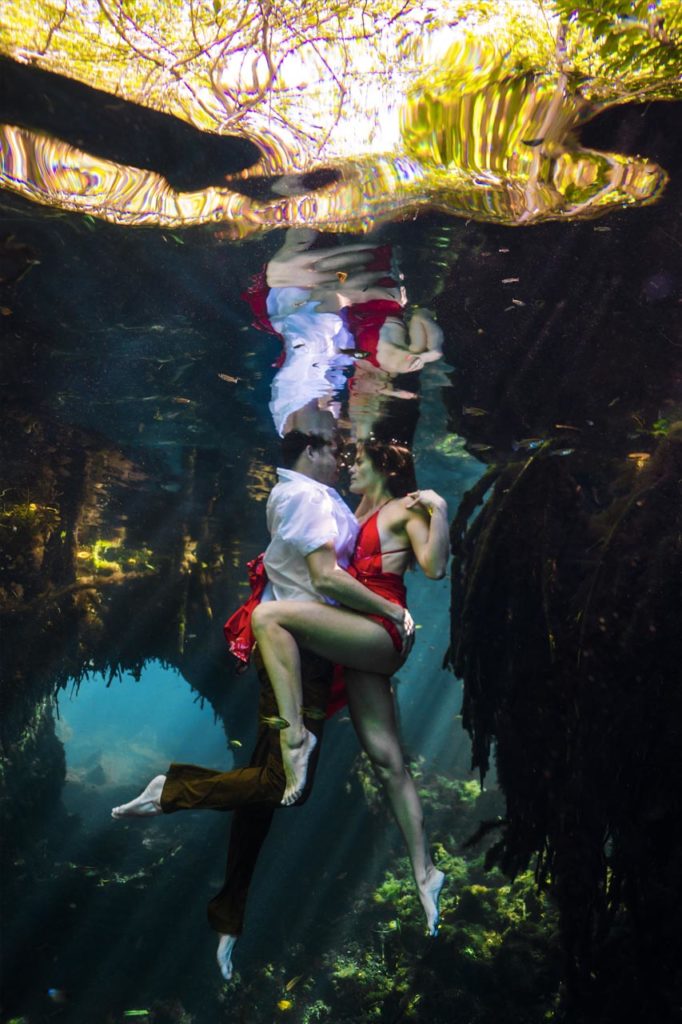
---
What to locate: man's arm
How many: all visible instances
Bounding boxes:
[305,543,414,652]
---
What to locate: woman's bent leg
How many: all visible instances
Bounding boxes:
[252,602,316,804]
[252,601,401,805]
[345,670,444,936]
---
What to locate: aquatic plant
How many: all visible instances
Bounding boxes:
[447,425,682,1018]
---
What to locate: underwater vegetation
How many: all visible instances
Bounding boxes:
[434,116,682,1016]
[218,766,561,1024]
[447,426,682,1020]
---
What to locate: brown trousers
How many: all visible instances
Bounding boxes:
[160,651,333,935]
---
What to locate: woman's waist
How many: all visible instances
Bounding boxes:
[346,565,406,603]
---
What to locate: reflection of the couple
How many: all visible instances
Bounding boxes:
[112,234,450,979]
[243,228,443,440]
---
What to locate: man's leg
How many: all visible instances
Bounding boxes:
[206,651,333,962]
[113,708,286,819]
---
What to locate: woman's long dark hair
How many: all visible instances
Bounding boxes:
[360,439,418,498]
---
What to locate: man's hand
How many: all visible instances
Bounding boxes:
[395,607,416,657]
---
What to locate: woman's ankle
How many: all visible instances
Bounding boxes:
[282,722,307,748]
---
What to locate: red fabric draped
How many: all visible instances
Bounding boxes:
[223,553,268,663]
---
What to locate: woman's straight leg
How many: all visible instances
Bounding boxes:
[344,669,445,935]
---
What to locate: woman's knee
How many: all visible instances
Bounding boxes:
[252,603,276,636]
[366,747,405,784]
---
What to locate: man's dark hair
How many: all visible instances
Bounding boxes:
[280,430,330,468]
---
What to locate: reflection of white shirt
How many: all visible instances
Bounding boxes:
[262,468,358,604]
[266,288,354,436]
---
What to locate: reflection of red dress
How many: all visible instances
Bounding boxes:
[341,298,403,368]
[327,509,409,716]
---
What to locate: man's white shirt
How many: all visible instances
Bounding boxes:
[262,468,358,604]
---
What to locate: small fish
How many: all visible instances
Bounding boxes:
[468,443,493,453]
[522,137,545,147]
[498,247,510,253]
[513,437,543,451]
[336,271,348,283]
[554,424,580,431]
[550,448,574,456]
[260,715,290,730]
[501,277,519,284]
[627,452,651,461]
[48,988,68,1004]
[0,306,12,316]
[511,298,525,307]
[462,406,488,416]
[172,397,192,405]
[228,739,243,749]
[593,226,611,232]
[301,706,326,720]
[218,373,240,384]
[285,974,304,992]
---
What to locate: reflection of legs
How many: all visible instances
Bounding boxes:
[252,600,400,805]
[207,651,332,979]
[345,670,445,936]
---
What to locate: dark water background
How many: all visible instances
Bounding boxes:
[1,55,681,1024]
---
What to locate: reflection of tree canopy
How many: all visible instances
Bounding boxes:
[2,5,677,233]
[3,2,680,152]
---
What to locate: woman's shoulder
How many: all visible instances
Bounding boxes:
[383,495,418,526]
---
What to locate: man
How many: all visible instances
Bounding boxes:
[112,430,413,981]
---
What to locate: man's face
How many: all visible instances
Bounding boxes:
[309,440,339,486]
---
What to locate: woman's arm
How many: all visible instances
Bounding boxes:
[404,490,450,579]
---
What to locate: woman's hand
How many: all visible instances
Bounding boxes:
[405,490,448,517]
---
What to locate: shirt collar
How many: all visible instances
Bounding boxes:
[276,467,339,499]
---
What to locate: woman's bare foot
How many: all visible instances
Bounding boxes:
[111,774,166,818]
[217,933,238,981]
[418,867,445,936]
[280,728,317,806]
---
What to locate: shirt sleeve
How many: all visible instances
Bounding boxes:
[278,487,339,557]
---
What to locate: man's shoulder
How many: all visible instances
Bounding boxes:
[268,476,331,521]
[270,474,320,503]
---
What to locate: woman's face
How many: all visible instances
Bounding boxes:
[349,447,385,494]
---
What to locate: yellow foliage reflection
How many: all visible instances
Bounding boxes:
[1,1,679,232]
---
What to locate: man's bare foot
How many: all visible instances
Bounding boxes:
[418,867,445,936]
[111,775,166,818]
[217,933,238,981]
[280,728,317,806]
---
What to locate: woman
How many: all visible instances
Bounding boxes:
[251,439,449,935]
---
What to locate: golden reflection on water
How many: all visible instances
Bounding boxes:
[1,1,679,232]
